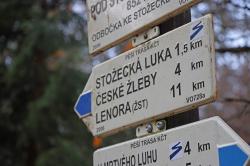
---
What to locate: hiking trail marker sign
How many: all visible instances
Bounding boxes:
[94,117,250,166]
[87,0,201,55]
[75,14,216,136]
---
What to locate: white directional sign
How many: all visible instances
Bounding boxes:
[87,0,201,55]
[94,117,250,166]
[75,15,216,136]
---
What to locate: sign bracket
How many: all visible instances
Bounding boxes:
[132,26,160,47]
[136,120,167,138]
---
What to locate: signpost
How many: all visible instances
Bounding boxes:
[87,0,201,55]
[73,0,250,165]
[94,117,250,166]
[75,14,216,136]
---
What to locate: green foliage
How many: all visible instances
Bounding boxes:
[36,140,86,166]
[0,0,93,166]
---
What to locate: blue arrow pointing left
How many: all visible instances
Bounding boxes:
[74,91,92,118]
[218,144,248,166]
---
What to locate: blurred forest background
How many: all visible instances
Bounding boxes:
[0,0,249,166]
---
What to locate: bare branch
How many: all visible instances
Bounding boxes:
[216,46,250,53]
[227,0,250,11]
[219,97,250,104]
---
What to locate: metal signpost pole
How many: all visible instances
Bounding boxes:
[159,10,199,129]
[137,9,199,136]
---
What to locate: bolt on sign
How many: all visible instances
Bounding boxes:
[75,14,216,136]
[94,117,250,166]
[87,0,201,55]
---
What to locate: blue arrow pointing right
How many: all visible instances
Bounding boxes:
[218,144,249,166]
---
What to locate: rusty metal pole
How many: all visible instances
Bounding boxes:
[159,10,199,129]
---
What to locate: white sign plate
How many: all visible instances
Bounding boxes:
[94,117,250,166]
[75,15,216,136]
[87,0,201,55]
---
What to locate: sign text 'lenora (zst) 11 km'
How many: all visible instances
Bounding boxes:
[87,0,201,55]
[75,14,216,136]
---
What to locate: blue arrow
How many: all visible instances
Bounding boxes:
[74,91,92,118]
[218,144,249,166]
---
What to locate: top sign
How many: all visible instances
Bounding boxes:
[75,15,216,136]
[87,0,201,55]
